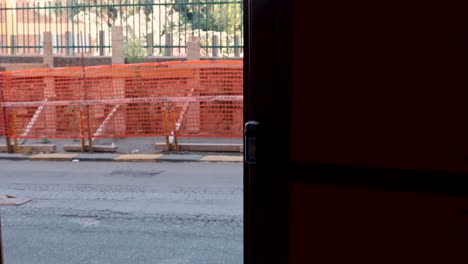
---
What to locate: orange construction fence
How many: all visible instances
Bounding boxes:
[0,60,243,142]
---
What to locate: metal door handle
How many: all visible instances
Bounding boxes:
[244,121,259,164]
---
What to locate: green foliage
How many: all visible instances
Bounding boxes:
[59,0,154,26]
[175,0,243,32]
[34,0,243,56]
[209,1,242,32]
[39,137,51,144]
[37,0,243,32]
[124,31,146,64]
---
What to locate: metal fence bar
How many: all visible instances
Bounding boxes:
[33,2,37,54]
[10,35,16,55]
[22,3,26,54]
[0,0,243,57]
[15,2,19,54]
[0,4,3,54]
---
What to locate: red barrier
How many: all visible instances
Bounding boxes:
[0,61,243,141]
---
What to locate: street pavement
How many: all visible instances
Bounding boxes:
[0,160,243,264]
[0,136,244,163]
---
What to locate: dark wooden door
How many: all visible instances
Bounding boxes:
[245,1,468,263]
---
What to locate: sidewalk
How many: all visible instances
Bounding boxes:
[0,136,244,163]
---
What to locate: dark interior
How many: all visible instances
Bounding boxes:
[245,1,468,263]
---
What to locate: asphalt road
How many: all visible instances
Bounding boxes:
[0,161,243,264]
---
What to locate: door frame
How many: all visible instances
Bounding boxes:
[244,0,291,263]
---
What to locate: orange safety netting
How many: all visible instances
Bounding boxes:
[0,60,243,140]
[0,106,4,137]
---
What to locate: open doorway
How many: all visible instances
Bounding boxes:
[0,0,245,263]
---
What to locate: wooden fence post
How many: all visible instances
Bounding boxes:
[10,35,17,55]
[147,33,154,56]
[187,36,200,61]
[112,26,124,64]
[165,28,173,56]
[111,26,126,136]
[43,32,54,67]
[99,30,105,56]
[234,35,240,57]
[65,31,72,56]
[212,35,219,57]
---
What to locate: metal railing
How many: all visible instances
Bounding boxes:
[0,0,243,57]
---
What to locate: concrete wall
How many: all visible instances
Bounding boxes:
[0,55,240,68]
[0,56,43,64]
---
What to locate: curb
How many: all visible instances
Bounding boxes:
[0,153,30,161]
[0,153,243,163]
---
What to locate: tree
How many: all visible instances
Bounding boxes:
[29,0,243,56]
[174,0,243,32]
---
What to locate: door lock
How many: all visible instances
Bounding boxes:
[244,121,259,164]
